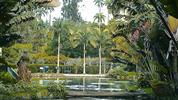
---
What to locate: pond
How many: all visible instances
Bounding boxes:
[32,77,147,100]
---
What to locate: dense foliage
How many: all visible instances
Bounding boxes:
[0,81,66,99]
[106,0,178,95]
[61,0,83,22]
[1,0,178,98]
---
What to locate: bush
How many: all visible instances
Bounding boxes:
[0,81,40,99]
[137,74,151,88]
[151,80,174,96]
[47,82,67,99]
[0,81,13,99]
[0,72,17,84]
[107,68,128,79]
[0,81,67,99]
[12,82,47,99]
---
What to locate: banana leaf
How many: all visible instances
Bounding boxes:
[160,0,178,19]
[7,67,19,80]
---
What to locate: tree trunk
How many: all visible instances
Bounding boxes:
[75,67,78,74]
[104,62,106,74]
[83,44,86,74]
[49,10,52,26]
[173,47,178,86]
[98,2,102,75]
[57,33,60,74]
[107,10,109,23]
[110,62,113,70]
[99,45,102,74]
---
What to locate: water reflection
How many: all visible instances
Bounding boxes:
[33,78,149,100]
[83,77,85,92]
[37,77,132,92]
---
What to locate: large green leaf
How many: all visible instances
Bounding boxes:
[160,0,178,18]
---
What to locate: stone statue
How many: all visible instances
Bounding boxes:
[17,51,31,82]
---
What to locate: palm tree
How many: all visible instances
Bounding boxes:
[104,0,112,21]
[94,13,105,23]
[52,19,69,73]
[94,0,104,12]
[69,24,94,74]
[94,0,107,74]
[91,28,112,74]
[94,0,105,26]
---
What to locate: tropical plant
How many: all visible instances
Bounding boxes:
[107,67,128,79]
[91,27,112,74]
[69,23,95,74]
[94,0,105,12]
[61,0,83,22]
[0,81,66,99]
[47,82,67,99]
[94,13,106,23]
[107,0,178,94]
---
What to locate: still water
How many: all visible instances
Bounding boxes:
[32,77,146,100]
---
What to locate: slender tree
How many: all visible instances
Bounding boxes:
[91,28,112,74]
[94,0,106,74]
[94,13,105,23]
[69,24,94,74]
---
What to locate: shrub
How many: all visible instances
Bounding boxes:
[0,82,13,99]
[12,82,46,99]
[47,82,67,99]
[107,67,128,79]
[0,72,17,84]
[0,81,67,99]
[151,80,173,96]
[137,74,151,88]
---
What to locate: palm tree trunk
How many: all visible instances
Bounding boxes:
[83,44,86,74]
[49,10,52,26]
[104,62,106,74]
[57,33,60,74]
[99,2,101,26]
[98,3,102,75]
[99,45,102,74]
[107,10,109,23]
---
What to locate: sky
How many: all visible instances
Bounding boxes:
[43,0,111,23]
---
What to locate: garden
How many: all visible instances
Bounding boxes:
[0,0,178,99]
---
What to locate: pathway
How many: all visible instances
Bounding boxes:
[32,73,106,78]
